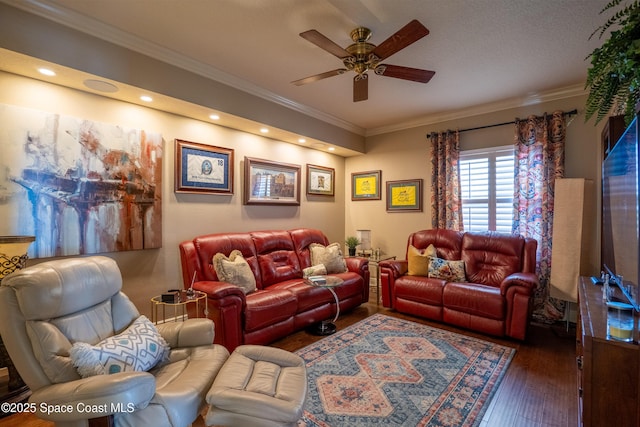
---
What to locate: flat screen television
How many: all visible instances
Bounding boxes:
[601,115,640,310]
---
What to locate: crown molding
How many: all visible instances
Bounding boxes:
[6,0,587,139]
[8,0,366,136]
[366,83,587,136]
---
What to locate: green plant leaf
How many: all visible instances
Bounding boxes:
[585,0,640,125]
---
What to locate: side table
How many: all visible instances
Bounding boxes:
[306,276,344,335]
[150,290,207,324]
[362,254,396,305]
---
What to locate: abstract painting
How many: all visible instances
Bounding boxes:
[0,104,163,258]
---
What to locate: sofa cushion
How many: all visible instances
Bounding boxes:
[461,232,524,286]
[395,276,446,306]
[213,250,257,294]
[408,229,463,261]
[193,233,260,282]
[443,282,504,320]
[303,264,327,278]
[407,244,436,276]
[252,231,302,287]
[257,250,302,287]
[69,315,169,377]
[244,289,298,332]
[330,272,367,302]
[309,243,347,274]
[289,228,330,269]
[270,279,334,313]
[428,257,467,282]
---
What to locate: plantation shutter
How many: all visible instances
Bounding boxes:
[460,146,514,233]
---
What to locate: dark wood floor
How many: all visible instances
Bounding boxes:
[272,301,578,427]
[1,294,577,427]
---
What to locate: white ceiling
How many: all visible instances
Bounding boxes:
[6,0,607,135]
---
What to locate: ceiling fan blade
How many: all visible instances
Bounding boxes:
[353,74,368,102]
[291,69,347,86]
[371,20,429,61]
[375,64,435,83]
[299,30,352,59]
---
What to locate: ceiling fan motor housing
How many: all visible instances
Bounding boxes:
[344,27,379,75]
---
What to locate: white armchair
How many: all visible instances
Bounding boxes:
[0,256,230,427]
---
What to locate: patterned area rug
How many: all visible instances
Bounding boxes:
[296,314,515,426]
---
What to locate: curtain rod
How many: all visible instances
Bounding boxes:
[426,109,578,138]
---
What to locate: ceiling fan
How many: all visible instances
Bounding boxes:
[292,19,435,102]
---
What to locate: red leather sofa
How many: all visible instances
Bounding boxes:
[378,229,538,340]
[179,228,369,351]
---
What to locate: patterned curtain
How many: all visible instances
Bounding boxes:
[430,130,463,230]
[512,111,566,323]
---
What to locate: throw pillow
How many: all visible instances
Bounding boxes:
[428,257,467,282]
[309,243,348,274]
[213,250,257,294]
[407,244,437,276]
[69,315,169,378]
[303,263,327,278]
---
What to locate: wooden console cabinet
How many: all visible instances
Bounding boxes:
[577,276,639,426]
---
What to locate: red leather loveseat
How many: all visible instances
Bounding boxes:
[378,229,538,340]
[179,228,369,351]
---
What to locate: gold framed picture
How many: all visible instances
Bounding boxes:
[386,179,423,212]
[351,170,382,200]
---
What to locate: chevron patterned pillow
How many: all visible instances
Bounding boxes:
[70,315,169,377]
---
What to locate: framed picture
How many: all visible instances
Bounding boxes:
[244,157,301,205]
[306,164,335,196]
[386,179,423,212]
[351,170,381,200]
[175,139,234,194]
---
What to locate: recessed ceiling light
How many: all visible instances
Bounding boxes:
[328,147,335,151]
[38,68,56,76]
[140,95,153,102]
[209,114,220,120]
[298,138,306,143]
[83,79,118,93]
[260,128,269,133]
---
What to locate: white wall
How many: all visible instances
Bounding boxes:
[345,94,603,275]
[0,71,347,316]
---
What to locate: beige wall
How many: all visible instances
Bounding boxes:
[345,94,603,275]
[0,71,347,317]
[1,71,608,317]
[0,3,610,316]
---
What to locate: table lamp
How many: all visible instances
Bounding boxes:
[0,235,35,409]
[0,236,35,280]
[357,230,371,256]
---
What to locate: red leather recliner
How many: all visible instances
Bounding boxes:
[179,228,369,351]
[379,229,538,340]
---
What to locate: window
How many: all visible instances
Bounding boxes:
[253,173,273,197]
[459,146,514,233]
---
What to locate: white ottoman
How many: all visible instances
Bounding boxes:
[205,345,308,427]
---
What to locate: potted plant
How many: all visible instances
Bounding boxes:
[345,236,360,256]
[585,0,640,125]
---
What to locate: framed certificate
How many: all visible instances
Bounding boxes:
[174,139,234,194]
[307,164,335,196]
